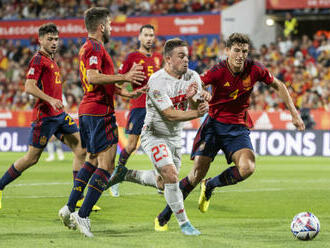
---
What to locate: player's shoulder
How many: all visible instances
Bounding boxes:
[148,69,169,88]
[184,69,200,81]
[83,39,104,54]
[247,58,266,70]
[29,52,45,66]
[208,59,227,73]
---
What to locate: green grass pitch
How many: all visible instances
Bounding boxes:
[0,152,329,248]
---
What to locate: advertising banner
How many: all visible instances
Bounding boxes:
[0,14,220,39]
[266,0,330,10]
[181,129,330,157]
[1,127,329,156]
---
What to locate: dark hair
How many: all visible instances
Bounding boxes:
[38,23,58,37]
[226,33,251,48]
[163,38,188,56]
[84,7,110,33]
[139,24,154,34]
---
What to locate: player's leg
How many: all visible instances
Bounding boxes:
[54,138,65,160]
[110,133,139,197]
[110,108,145,190]
[45,136,56,161]
[59,115,97,228]
[201,127,255,212]
[72,144,116,237]
[159,163,200,236]
[0,117,56,209]
[0,145,43,209]
[157,155,212,225]
[70,114,118,237]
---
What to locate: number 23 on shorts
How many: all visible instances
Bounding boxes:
[152,144,169,162]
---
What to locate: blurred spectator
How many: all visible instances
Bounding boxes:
[284,12,298,38]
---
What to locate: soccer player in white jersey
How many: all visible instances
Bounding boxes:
[108,38,210,235]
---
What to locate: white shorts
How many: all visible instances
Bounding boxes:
[141,130,182,172]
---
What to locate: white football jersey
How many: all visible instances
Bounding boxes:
[143,68,202,137]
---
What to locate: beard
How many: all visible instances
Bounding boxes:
[103,31,110,44]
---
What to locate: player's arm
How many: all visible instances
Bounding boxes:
[269,77,305,130]
[25,79,63,111]
[114,84,148,98]
[161,103,208,122]
[87,62,145,86]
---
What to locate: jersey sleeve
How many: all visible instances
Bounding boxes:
[118,54,133,74]
[84,46,103,72]
[26,57,43,80]
[254,61,274,85]
[148,77,172,111]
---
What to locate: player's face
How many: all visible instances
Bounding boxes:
[139,28,155,51]
[226,43,249,72]
[39,33,59,55]
[167,46,189,76]
[102,17,112,44]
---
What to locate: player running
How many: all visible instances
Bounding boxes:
[109,38,210,235]
[58,7,146,238]
[0,23,86,209]
[109,24,163,197]
[154,32,305,229]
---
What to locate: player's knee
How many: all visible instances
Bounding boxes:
[161,166,178,184]
[239,159,255,178]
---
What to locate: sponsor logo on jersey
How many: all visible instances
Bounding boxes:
[89,56,98,65]
[28,68,35,75]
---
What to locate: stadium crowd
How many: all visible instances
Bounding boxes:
[0,30,329,112]
[0,0,240,20]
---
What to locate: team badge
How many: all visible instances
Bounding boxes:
[153,90,161,99]
[51,64,54,69]
[39,136,47,146]
[139,59,145,64]
[224,82,230,87]
[89,56,98,65]
[28,68,35,75]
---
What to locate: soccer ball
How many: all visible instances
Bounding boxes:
[291,212,320,241]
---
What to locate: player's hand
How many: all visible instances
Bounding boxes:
[197,101,209,117]
[124,62,145,86]
[49,98,64,112]
[200,90,212,102]
[292,115,305,131]
[131,85,149,98]
[186,82,198,99]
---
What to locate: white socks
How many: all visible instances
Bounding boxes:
[125,170,157,188]
[164,182,188,226]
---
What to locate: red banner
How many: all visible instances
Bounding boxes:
[0,14,220,39]
[266,0,330,10]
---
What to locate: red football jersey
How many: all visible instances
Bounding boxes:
[26,51,63,121]
[78,38,115,116]
[201,59,274,127]
[118,51,162,109]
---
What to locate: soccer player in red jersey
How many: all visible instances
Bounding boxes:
[0,23,86,209]
[155,33,305,229]
[109,24,163,197]
[58,7,145,237]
